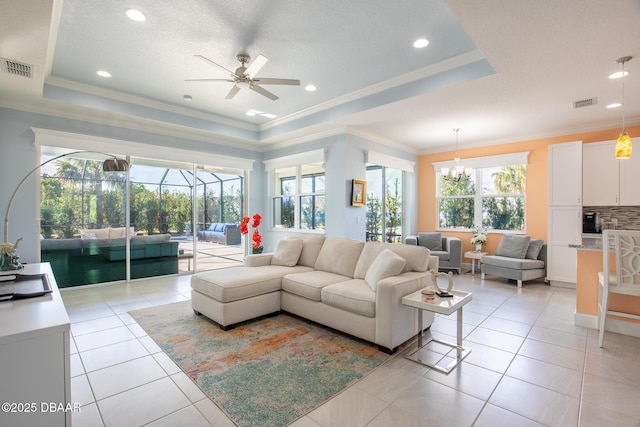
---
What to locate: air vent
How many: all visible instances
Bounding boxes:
[1,58,33,78]
[573,97,597,109]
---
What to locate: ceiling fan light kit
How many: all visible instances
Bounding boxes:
[187,53,300,101]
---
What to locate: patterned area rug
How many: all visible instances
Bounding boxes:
[130,301,392,427]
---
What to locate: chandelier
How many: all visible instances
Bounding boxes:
[612,56,632,159]
[441,128,472,182]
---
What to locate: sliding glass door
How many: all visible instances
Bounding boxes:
[39,150,246,287]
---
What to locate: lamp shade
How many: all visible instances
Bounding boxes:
[615,130,632,159]
[103,158,130,172]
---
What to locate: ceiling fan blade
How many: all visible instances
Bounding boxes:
[253,78,300,86]
[225,85,241,100]
[185,78,235,82]
[194,55,237,78]
[245,54,268,78]
[250,84,278,101]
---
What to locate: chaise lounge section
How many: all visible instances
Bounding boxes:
[191,235,439,353]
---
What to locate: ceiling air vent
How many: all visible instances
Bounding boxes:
[1,58,33,79]
[573,97,597,109]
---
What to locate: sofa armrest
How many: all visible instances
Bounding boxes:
[374,271,432,350]
[443,237,462,266]
[405,236,418,246]
[427,255,439,272]
[244,253,273,267]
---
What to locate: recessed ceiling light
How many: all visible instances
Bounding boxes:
[413,38,429,48]
[305,84,317,92]
[183,95,192,101]
[606,102,622,109]
[126,9,146,22]
[262,113,277,119]
[96,70,111,78]
[609,70,629,79]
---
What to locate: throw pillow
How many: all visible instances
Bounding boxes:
[525,239,544,260]
[496,234,531,259]
[271,239,304,267]
[364,249,406,291]
[418,232,442,251]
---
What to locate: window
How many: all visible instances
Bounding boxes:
[366,166,403,242]
[272,163,325,230]
[437,163,526,231]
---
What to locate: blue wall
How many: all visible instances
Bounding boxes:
[0,106,418,262]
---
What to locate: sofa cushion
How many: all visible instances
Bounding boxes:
[430,250,449,261]
[286,234,326,268]
[364,249,406,291]
[354,242,430,279]
[80,228,110,240]
[314,237,363,278]
[191,265,313,303]
[526,239,545,260]
[481,255,545,270]
[418,232,442,251]
[495,235,531,259]
[321,279,376,317]
[282,271,351,301]
[271,239,304,267]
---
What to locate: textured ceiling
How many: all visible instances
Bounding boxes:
[1,0,639,153]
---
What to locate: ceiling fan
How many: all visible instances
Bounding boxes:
[186,53,300,101]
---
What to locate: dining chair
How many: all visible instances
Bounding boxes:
[598,229,640,347]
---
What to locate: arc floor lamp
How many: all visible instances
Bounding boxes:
[3,150,129,245]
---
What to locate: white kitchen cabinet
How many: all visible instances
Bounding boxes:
[582,141,619,205]
[0,263,71,427]
[548,141,583,206]
[619,137,640,205]
[547,141,582,287]
[583,138,640,206]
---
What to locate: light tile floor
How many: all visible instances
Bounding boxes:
[61,273,640,427]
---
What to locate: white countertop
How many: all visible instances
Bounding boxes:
[0,263,70,344]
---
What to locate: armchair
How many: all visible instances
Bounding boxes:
[405,232,462,273]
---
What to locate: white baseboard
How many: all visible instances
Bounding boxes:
[605,318,640,339]
[574,312,597,329]
[574,312,640,339]
[549,280,576,289]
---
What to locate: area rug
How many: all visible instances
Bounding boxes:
[129,301,393,427]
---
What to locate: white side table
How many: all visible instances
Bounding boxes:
[402,289,472,373]
[464,250,487,275]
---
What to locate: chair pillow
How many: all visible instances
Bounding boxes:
[364,249,406,291]
[526,239,544,260]
[496,234,531,259]
[271,239,304,267]
[418,232,442,251]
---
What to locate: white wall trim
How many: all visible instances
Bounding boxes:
[263,149,325,170]
[367,150,415,172]
[431,151,530,173]
[31,127,255,170]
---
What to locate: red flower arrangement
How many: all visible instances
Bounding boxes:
[240,213,262,250]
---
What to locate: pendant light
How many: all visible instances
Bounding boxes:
[613,56,632,159]
[441,128,472,182]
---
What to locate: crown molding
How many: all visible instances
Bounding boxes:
[260,50,486,132]
[45,76,257,131]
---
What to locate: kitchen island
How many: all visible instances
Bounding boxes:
[570,234,640,336]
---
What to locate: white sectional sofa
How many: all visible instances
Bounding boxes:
[191,235,439,353]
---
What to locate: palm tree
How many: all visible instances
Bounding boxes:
[492,165,526,194]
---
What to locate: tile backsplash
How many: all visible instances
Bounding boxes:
[583,206,640,231]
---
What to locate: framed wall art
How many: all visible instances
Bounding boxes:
[351,179,366,206]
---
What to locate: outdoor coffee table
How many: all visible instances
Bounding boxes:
[402,289,472,373]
